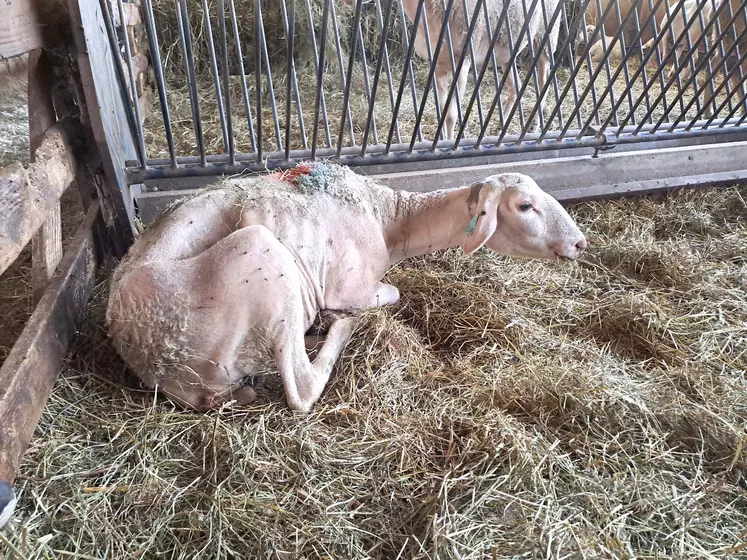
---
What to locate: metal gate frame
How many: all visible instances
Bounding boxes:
[80,0,747,229]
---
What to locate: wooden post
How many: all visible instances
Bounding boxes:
[28,49,64,303]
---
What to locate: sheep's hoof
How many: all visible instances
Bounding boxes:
[0,481,17,528]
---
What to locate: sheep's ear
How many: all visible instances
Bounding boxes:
[462,187,501,256]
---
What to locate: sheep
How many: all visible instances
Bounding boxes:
[642,0,716,83]
[341,0,564,138]
[106,163,587,413]
[703,0,747,116]
[585,24,624,66]
[585,0,669,46]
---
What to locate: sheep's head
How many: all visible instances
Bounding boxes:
[462,173,587,261]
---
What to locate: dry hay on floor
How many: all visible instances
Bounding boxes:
[2,184,746,559]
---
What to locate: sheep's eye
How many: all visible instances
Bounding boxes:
[519,203,533,212]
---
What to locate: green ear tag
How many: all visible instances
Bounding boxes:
[465,214,479,236]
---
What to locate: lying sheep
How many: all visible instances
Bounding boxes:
[107,163,587,412]
[584,25,623,67]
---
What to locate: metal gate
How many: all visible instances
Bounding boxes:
[81,0,747,227]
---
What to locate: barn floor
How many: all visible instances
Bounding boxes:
[1,182,745,557]
[1,42,747,559]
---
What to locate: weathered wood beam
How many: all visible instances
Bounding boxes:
[67,0,138,255]
[0,202,102,528]
[28,49,64,304]
[0,125,77,276]
[0,0,43,60]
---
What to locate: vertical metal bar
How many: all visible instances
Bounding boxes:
[387,0,425,153]
[217,0,235,165]
[313,0,331,158]
[527,0,576,143]
[668,21,747,130]
[337,0,363,156]
[115,0,148,168]
[460,0,508,144]
[675,1,703,117]
[486,0,550,144]
[176,0,207,166]
[577,12,602,127]
[284,0,296,160]
[480,0,505,106]
[708,0,734,114]
[438,0,465,132]
[518,0,546,134]
[354,14,380,145]
[398,0,423,142]
[646,0,672,120]
[631,2,654,123]
[515,0,568,143]
[201,0,230,150]
[453,0,513,147]
[420,11,445,136]
[142,0,177,168]
[431,0,486,147]
[541,0,583,140]
[593,0,620,126]
[362,0,395,155]
[571,0,664,137]
[257,6,284,151]
[680,44,747,130]
[304,0,333,148]
[409,0,456,151]
[254,0,263,162]
[723,0,744,111]
[734,0,747,112]
[228,0,257,153]
[699,48,747,127]
[537,0,563,131]
[611,0,636,124]
[279,0,308,149]
[475,0,536,147]
[374,0,402,143]
[661,0,688,116]
[635,0,738,134]
[328,0,356,144]
[496,7,529,136]
[460,0,485,128]
[611,0,729,133]
[693,0,718,120]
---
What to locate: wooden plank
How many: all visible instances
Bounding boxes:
[67,0,137,255]
[28,49,64,304]
[0,126,77,276]
[0,202,102,527]
[0,0,43,60]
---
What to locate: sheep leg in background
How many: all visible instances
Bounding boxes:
[500,63,519,131]
[531,49,551,132]
[435,61,469,140]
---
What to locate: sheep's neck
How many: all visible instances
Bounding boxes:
[385,188,475,263]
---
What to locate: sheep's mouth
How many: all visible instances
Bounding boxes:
[554,252,575,261]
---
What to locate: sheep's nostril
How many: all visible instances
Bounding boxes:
[575,238,588,252]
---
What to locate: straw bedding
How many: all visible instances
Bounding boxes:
[0,4,746,557]
[1,183,745,559]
